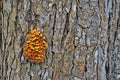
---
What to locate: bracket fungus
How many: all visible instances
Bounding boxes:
[23,29,48,63]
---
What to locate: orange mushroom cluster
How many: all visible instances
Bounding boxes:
[23,29,48,63]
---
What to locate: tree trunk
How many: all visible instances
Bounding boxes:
[0,0,120,80]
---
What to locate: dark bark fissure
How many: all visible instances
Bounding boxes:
[0,29,1,46]
[61,1,72,45]
[51,3,57,80]
[0,14,1,48]
[106,4,111,80]
[52,4,57,46]
[61,13,69,45]
[113,18,119,46]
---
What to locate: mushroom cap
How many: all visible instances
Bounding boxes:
[24,29,48,63]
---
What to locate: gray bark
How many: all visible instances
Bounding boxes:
[0,0,120,80]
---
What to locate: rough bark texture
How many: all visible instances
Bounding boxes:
[0,0,120,80]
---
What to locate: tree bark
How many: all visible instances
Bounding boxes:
[0,0,120,80]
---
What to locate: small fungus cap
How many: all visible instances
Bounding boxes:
[24,29,48,63]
